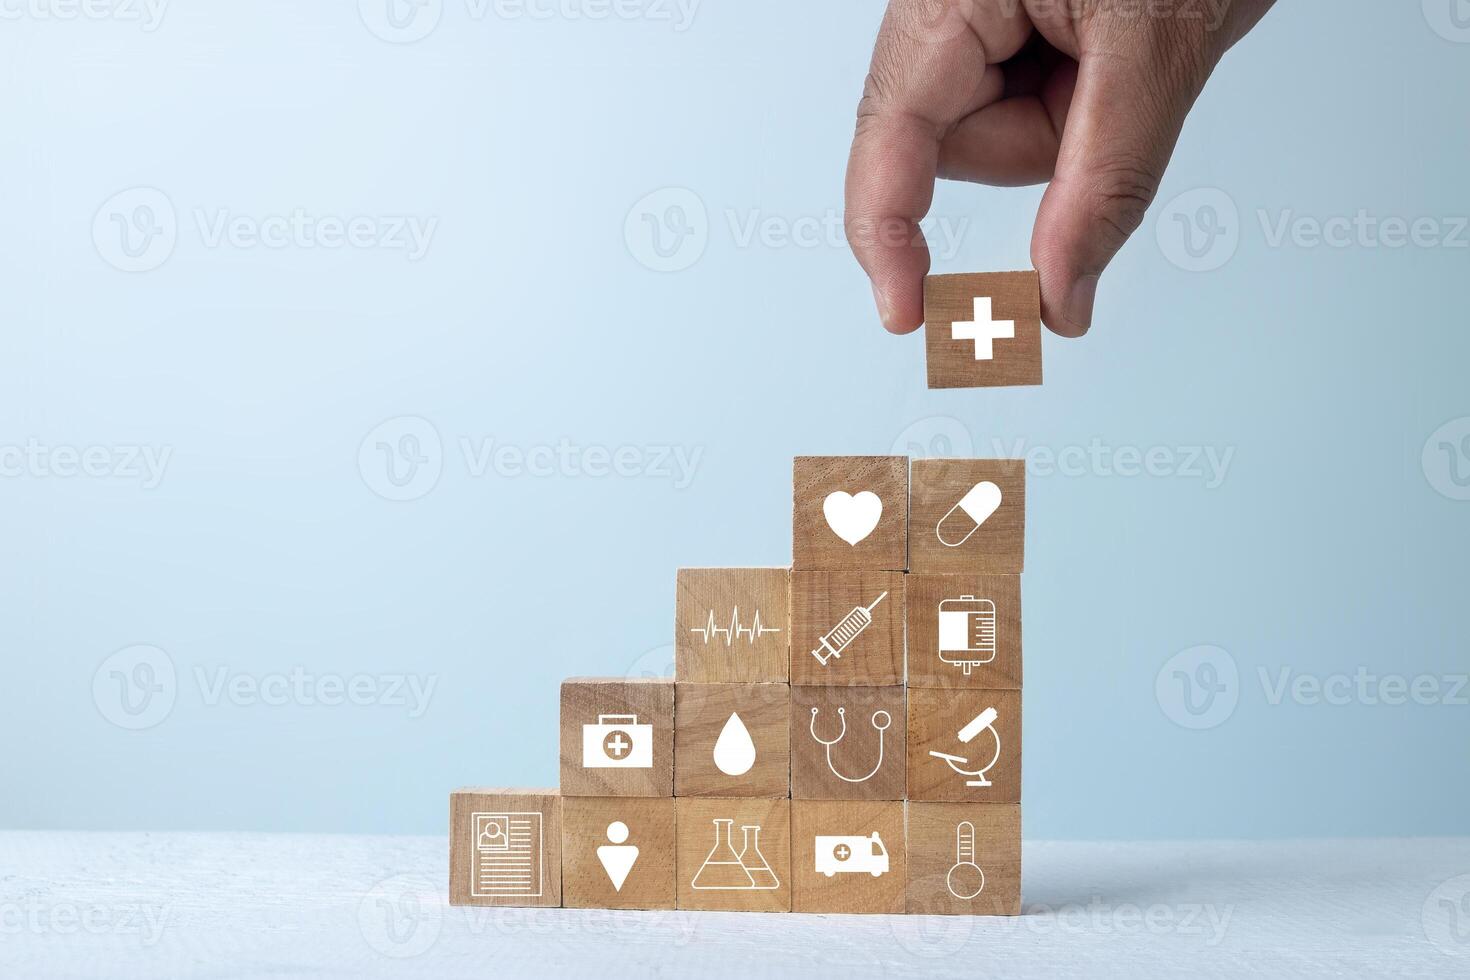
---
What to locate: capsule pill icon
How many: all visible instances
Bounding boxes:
[936,481,1003,548]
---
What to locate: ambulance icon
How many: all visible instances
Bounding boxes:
[814,832,890,878]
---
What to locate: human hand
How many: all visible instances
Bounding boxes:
[845,0,1275,336]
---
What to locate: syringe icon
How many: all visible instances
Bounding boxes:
[810,591,888,666]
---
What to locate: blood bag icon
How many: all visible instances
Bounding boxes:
[938,596,996,675]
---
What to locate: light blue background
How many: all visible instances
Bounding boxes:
[2,1,1466,838]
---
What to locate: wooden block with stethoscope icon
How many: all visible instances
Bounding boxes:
[790,686,907,801]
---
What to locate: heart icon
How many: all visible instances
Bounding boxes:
[823,491,882,546]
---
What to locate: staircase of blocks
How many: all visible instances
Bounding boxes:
[450,455,1024,915]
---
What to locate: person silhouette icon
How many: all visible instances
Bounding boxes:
[595,821,640,893]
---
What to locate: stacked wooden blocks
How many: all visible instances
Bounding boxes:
[451,455,1025,916]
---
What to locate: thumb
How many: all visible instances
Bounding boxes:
[1031,30,1213,337]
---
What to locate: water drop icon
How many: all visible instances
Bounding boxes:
[712,712,756,776]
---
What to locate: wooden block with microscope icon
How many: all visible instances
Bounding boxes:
[674,682,790,798]
[562,797,676,910]
[790,685,906,801]
[675,798,792,912]
[923,270,1042,389]
[675,568,790,683]
[449,788,562,908]
[906,688,1021,804]
[789,570,905,686]
[909,458,1026,574]
[905,802,1021,915]
[791,800,907,914]
[792,456,908,571]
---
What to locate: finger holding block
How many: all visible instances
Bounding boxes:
[449,788,562,908]
[906,802,1021,915]
[923,271,1042,389]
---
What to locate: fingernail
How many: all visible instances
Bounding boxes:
[1066,275,1100,332]
[872,283,896,332]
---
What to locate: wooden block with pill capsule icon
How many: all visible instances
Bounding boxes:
[923,270,1042,389]
[908,458,1025,574]
[905,802,1021,915]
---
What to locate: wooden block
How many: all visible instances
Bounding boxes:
[789,570,905,686]
[790,686,906,802]
[674,568,790,683]
[792,456,908,571]
[561,797,676,910]
[791,800,906,914]
[905,802,1021,915]
[449,787,562,907]
[923,271,1042,389]
[674,683,790,798]
[909,458,1025,574]
[904,574,1022,689]
[559,678,674,798]
[907,688,1021,803]
[675,797,792,912]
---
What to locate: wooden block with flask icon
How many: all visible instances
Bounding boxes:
[674,682,790,798]
[559,678,674,798]
[789,685,907,802]
[905,802,1021,915]
[923,270,1042,389]
[904,574,1022,689]
[906,688,1022,804]
[789,570,905,687]
[909,458,1026,575]
[792,456,909,571]
[449,787,562,908]
[562,796,676,910]
[791,800,907,914]
[675,797,792,912]
[674,567,790,683]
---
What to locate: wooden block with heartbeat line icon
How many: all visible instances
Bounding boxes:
[674,568,790,683]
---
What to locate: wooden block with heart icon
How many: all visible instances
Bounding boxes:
[792,456,908,571]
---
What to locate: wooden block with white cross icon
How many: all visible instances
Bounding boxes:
[905,802,1021,915]
[559,678,674,797]
[924,271,1042,389]
[449,787,562,907]
[562,796,677,910]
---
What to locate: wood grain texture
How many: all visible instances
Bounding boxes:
[909,458,1025,574]
[905,802,1021,915]
[449,788,561,907]
[675,797,792,912]
[905,574,1022,689]
[789,570,905,686]
[674,683,790,798]
[559,678,674,798]
[674,568,790,683]
[561,797,676,910]
[792,456,908,571]
[790,686,906,802]
[907,688,1021,804]
[923,271,1042,389]
[791,800,906,914]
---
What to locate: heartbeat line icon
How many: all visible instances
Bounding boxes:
[689,608,782,647]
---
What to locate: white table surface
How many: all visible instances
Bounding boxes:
[2,833,1467,978]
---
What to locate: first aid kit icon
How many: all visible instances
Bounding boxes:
[582,714,654,769]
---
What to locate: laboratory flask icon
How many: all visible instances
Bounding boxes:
[690,819,779,891]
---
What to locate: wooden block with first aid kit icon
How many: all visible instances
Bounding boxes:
[674,683,790,798]
[909,458,1025,574]
[789,570,905,687]
[449,788,562,907]
[562,796,677,910]
[792,456,909,571]
[904,574,1022,689]
[560,678,674,798]
[905,802,1021,915]
[923,270,1042,389]
[674,568,790,683]
[791,800,907,914]
[675,797,792,912]
[789,686,907,801]
[907,688,1021,804]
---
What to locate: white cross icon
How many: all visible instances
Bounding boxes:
[951,296,1015,361]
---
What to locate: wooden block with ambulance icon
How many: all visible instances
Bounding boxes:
[909,458,1025,574]
[905,802,1021,915]
[559,678,674,798]
[449,787,562,907]
[562,796,676,910]
[905,574,1022,689]
[791,800,907,914]
[907,688,1021,803]
[792,456,908,571]
[923,270,1042,389]
[789,570,905,686]
[675,568,790,683]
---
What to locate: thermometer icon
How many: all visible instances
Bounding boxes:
[810,591,888,666]
[946,821,986,900]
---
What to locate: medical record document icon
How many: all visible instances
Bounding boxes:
[582,714,654,769]
[938,596,996,676]
[471,812,544,899]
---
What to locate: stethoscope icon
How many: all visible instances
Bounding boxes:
[946,821,986,900]
[808,707,890,784]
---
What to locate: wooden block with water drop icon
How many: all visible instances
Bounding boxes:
[675,798,792,911]
[674,683,790,798]
[904,802,1021,915]
[789,686,907,802]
